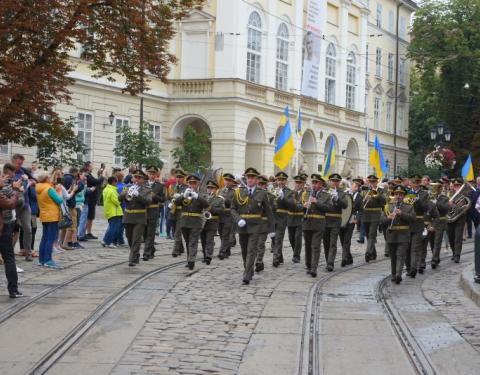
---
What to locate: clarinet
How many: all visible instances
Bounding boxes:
[303,190,318,220]
[389,200,402,230]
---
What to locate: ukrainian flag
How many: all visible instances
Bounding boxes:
[322,136,336,177]
[273,106,295,170]
[369,135,387,178]
[461,154,474,181]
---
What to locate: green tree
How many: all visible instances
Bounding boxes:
[408,0,480,176]
[171,126,211,173]
[114,122,163,169]
[36,117,86,169]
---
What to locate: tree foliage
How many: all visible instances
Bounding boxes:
[408,0,480,176]
[113,122,163,169]
[35,117,86,169]
[171,126,211,173]
[0,0,204,145]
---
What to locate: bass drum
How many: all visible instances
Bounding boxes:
[341,194,353,228]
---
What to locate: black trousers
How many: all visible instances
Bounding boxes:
[0,223,18,294]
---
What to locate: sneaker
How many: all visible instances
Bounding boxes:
[107,244,117,249]
[36,261,44,267]
[160,232,167,238]
[16,266,24,273]
[44,260,61,269]
[86,233,98,239]
[78,237,88,242]
[73,243,84,249]
[54,246,65,254]
[9,291,25,299]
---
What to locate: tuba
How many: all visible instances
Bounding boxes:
[446,183,473,223]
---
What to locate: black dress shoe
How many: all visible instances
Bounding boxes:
[306,269,311,274]
[391,276,396,282]
[218,254,224,260]
[326,264,333,272]
[395,276,402,284]
[451,255,455,260]
[409,270,417,278]
[384,253,390,258]
[188,261,195,270]
[372,253,377,260]
[201,258,206,263]
[9,291,25,298]
[255,263,264,273]
[365,253,370,263]
[134,258,139,264]
[172,253,178,257]
[205,258,211,265]
[454,256,460,263]
[431,262,437,269]
[310,272,317,278]
[279,257,284,264]
[272,260,279,268]
[142,256,149,261]
[242,279,250,285]
[357,240,364,244]
[292,257,300,263]
[341,259,347,267]
[128,262,136,267]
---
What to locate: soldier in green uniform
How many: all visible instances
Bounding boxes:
[447,178,469,263]
[200,180,225,265]
[218,173,236,260]
[143,166,165,260]
[303,174,333,277]
[287,175,307,264]
[255,175,274,272]
[385,185,416,284]
[419,186,439,273]
[174,175,209,269]
[362,175,387,262]
[323,173,349,272]
[383,176,404,257]
[340,177,363,267]
[431,179,450,268]
[405,174,429,277]
[231,168,274,285]
[272,172,292,267]
[120,170,152,267]
[169,169,187,257]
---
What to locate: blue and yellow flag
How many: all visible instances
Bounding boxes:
[369,135,387,178]
[461,154,474,181]
[273,106,295,170]
[322,136,336,177]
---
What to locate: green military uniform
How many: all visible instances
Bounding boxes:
[385,185,416,284]
[419,198,438,272]
[303,174,333,277]
[218,174,236,259]
[431,182,450,268]
[200,181,225,264]
[169,170,187,257]
[272,172,292,267]
[174,175,209,269]
[447,178,469,263]
[121,171,152,266]
[143,167,165,260]
[287,175,307,263]
[339,180,363,267]
[323,173,349,272]
[362,175,387,262]
[405,176,430,277]
[255,176,274,272]
[380,184,396,257]
[231,168,274,285]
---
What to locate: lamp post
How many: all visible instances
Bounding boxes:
[430,123,452,178]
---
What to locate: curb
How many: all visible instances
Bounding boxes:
[460,264,480,308]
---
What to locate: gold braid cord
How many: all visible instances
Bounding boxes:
[235,188,249,206]
[301,190,309,205]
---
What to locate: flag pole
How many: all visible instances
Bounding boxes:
[365,120,369,177]
[295,106,300,174]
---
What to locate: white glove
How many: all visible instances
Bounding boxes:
[173,193,181,199]
[268,232,276,239]
[127,186,137,195]
[192,191,198,199]
[238,219,246,228]
[278,189,284,199]
[131,189,139,197]
[431,199,437,204]
[168,203,173,209]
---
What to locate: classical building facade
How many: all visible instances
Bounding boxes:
[1,0,416,178]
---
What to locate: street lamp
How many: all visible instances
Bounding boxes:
[109,112,115,125]
[430,123,451,146]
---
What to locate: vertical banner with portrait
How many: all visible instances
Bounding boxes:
[301,0,323,99]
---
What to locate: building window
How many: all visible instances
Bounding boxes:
[0,143,9,156]
[246,11,262,84]
[375,47,382,77]
[386,102,393,132]
[77,112,93,162]
[113,118,129,166]
[376,3,382,28]
[388,10,394,33]
[365,43,369,73]
[374,97,381,129]
[325,43,336,104]
[275,23,289,91]
[346,52,356,110]
[399,16,406,39]
[149,123,161,148]
[387,53,394,81]
[399,58,406,85]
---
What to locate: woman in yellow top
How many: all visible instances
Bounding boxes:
[102,176,123,248]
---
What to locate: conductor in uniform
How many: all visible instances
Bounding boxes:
[231,168,274,285]
[121,170,152,267]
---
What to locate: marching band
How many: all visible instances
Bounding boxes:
[120,166,476,286]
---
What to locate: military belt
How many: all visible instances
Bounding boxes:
[390,225,409,230]
[182,212,202,217]
[261,217,267,221]
[125,209,146,214]
[276,209,289,214]
[364,207,381,212]
[288,212,304,216]
[210,216,219,220]
[306,214,325,219]
[326,213,342,218]
[148,204,160,209]
[416,215,424,219]
[240,214,261,219]
[224,208,231,212]
[438,216,447,220]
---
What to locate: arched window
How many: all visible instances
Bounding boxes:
[275,23,289,91]
[246,11,262,83]
[325,43,336,104]
[346,51,356,110]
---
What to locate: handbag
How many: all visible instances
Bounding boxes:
[58,202,73,229]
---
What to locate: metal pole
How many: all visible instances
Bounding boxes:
[393,2,402,175]
[475,223,480,283]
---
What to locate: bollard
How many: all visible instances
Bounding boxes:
[475,224,480,283]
